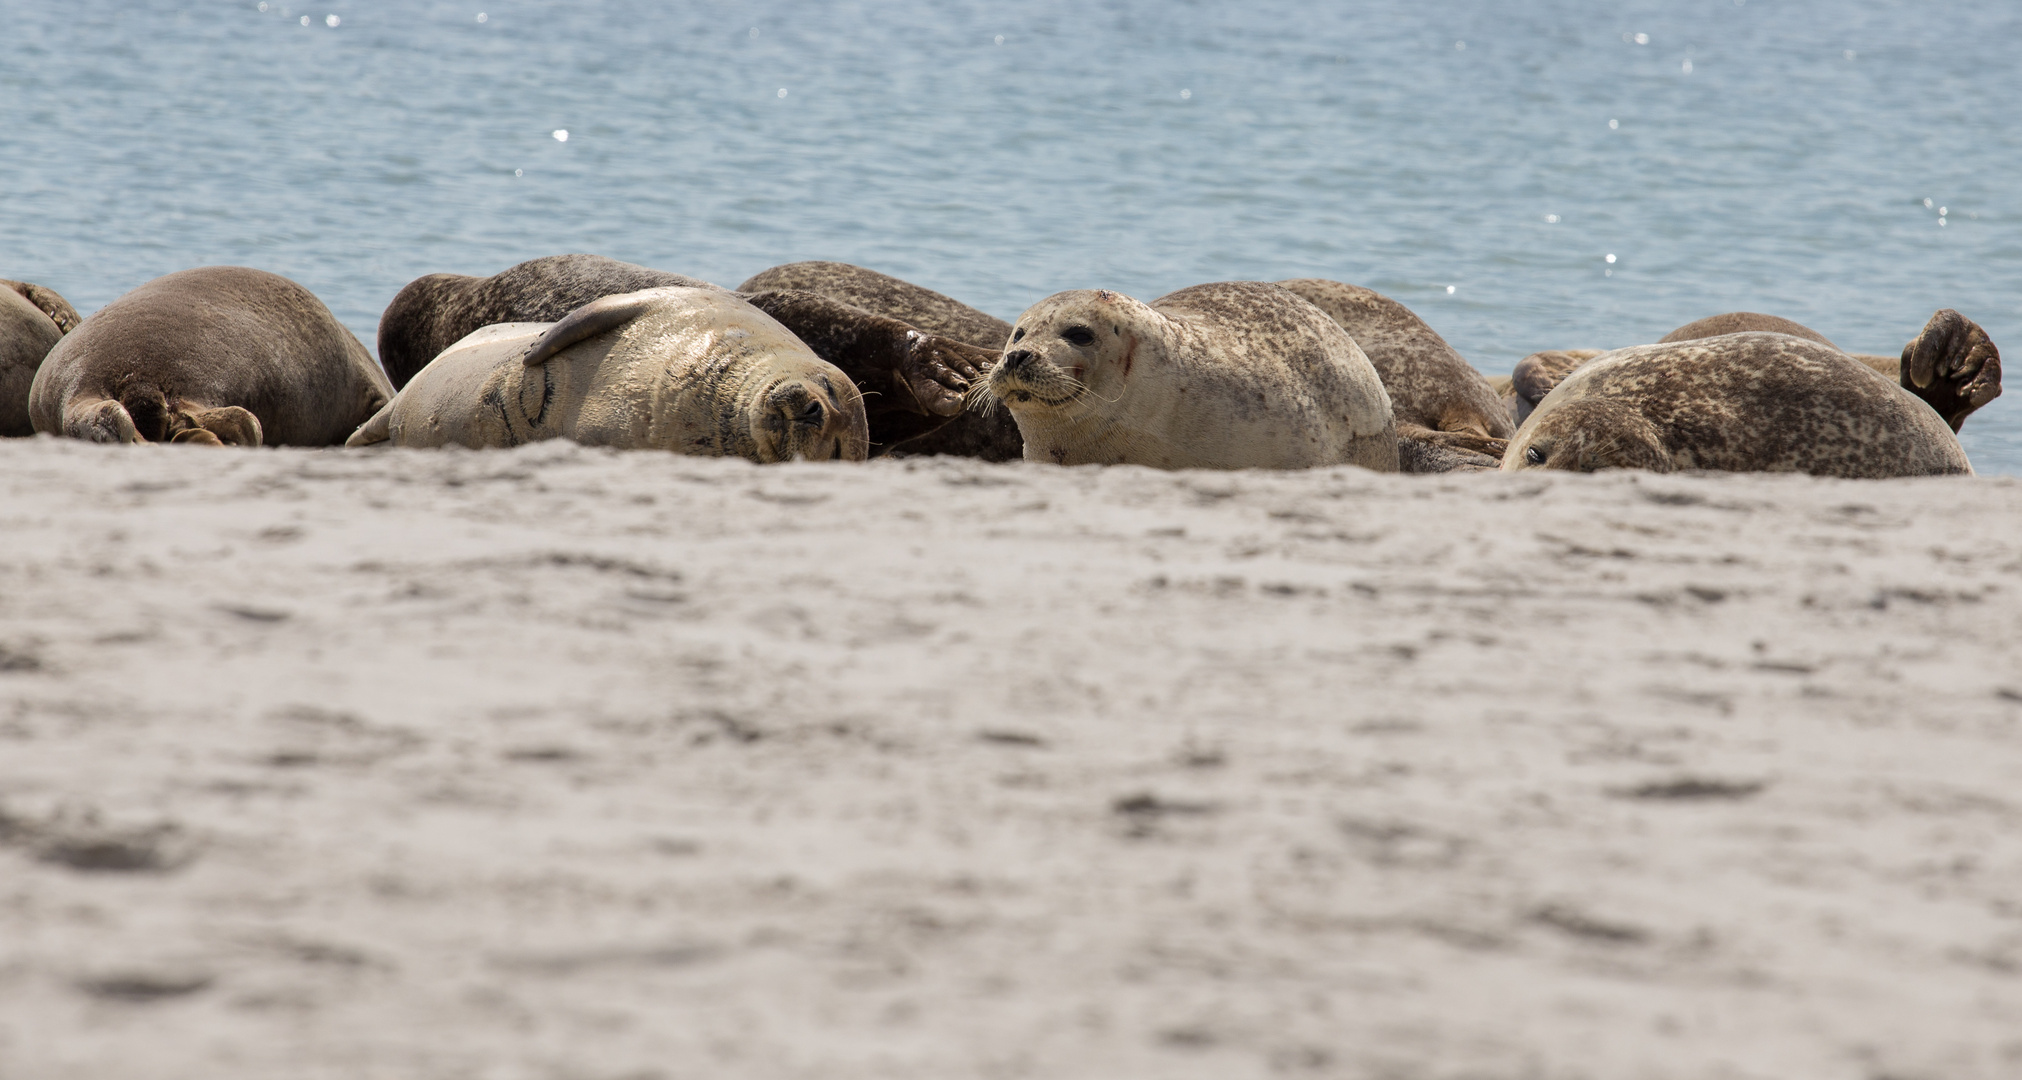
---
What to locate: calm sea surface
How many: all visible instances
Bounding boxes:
[5,1,2019,470]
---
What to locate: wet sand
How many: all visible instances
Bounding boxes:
[2,438,2019,1079]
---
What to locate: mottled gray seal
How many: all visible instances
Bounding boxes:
[738,261,1024,461]
[1510,310,2001,435]
[982,282,1397,471]
[379,255,995,456]
[1503,328,1973,477]
[348,286,869,462]
[2,280,79,437]
[29,267,391,446]
[1274,279,1512,467]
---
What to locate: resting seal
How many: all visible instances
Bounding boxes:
[982,282,1397,471]
[379,255,993,456]
[1503,327,1974,477]
[1275,279,1511,467]
[1509,310,2001,435]
[348,286,868,462]
[738,261,1023,460]
[2,280,80,437]
[29,267,391,446]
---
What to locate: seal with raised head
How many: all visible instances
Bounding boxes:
[1274,278,1511,468]
[1502,322,1978,477]
[738,260,1024,461]
[348,286,869,462]
[982,282,1397,471]
[379,255,994,456]
[2,280,81,437]
[29,267,391,446]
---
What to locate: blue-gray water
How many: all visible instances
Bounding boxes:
[6,1,2019,469]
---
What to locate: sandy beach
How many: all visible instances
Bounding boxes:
[2,438,2019,1079]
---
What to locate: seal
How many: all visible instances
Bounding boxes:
[1274,278,1512,466]
[1,280,80,438]
[347,286,869,463]
[981,281,1397,471]
[379,255,994,455]
[29,267,392,446]
[1510,310,2001,434]
[1502,329,1973,477]
[738,261,1024,461]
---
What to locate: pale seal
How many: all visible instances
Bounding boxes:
[1275,278,1512,467]
[982,282,1397,471]
[2,280,80,437]
[379,255,993,456]
[738,261,1024,461]
[29,267,391,446]
[1502,330,1973,477]
[347,286,869,462]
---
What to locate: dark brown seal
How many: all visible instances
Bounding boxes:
[2,280,79,437]
[738,261,1023,460]
[1503,331,1973,477]
[379,255,998,457]
[29,267,391,446]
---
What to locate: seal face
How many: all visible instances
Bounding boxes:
[1,282,75,438]
[349,287,869,463]
[1502,332,1972,477]
[984,282,1397,471]
[28,267,390,446]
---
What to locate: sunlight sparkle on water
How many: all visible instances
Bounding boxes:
[1605,254,1617,264]
[552,129,568,142]
[1609,118,1619,129]
[1545,214,1559,223]
[477,12,488,23]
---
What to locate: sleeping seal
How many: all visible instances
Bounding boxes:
[29,267,391,446]
[2,280,80,437]
[379,255,994,456]
[348,286,869,462]
[982,282,1397,471]
[1502,326,1975,477]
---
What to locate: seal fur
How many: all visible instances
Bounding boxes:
[983,282,1397,471]
[1502,331,1972,477]
[29,267,390,446]
[348,286,868,462]
[1,281,76,437]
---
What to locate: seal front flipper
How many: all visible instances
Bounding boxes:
[520,292,661,368]
[346,400,394,447]
[1899,309,2002,432]
[740,289,984,418]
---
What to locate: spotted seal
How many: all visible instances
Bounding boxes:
[1502,319,1980,477]
[29,267,391,446]
[379,255,994,456]
[982,282,1397,470]
[348,286,868,462]
[2,280,80,437]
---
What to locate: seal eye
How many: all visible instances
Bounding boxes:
[1010,327,1025,343]
[1524,446,1546,466]
[1061,326,1096,347]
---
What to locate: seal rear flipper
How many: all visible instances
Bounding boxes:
[1,279,82,334]
[345,399,395,447]
[1900,309,2002,432]
[1510,350,1602,424]
[61,397,142,444]
[181,405,262,447]
[520,292,661,368]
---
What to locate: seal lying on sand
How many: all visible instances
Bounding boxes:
[1275,278,1511,470]
[1508,310,2001,435]
[1502,316,1983,477]
[982,282,1397,471]
[2,280,80,437]
[379,255,994,456]
[738,261,1023,461]
[348,286,869,462]
[29,267,391,446]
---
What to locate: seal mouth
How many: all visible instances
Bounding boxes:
[986,354,1087,411]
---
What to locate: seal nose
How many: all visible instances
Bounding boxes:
[1003,349,1034,371]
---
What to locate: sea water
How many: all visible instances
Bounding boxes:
[5,0,2018,470]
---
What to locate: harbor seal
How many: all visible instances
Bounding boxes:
[2,281,78,437]
[1274,279,1512,465]
[347,286,869,462]
[738,261,1024,460]
[379,255,993,455]
[982,282,1397,471]
[1502,329,1973,477]
[29,267,391,446]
